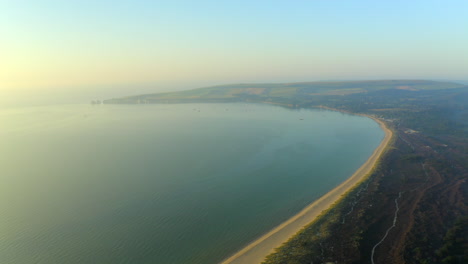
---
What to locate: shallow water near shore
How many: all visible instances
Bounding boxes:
[0,103,383,264]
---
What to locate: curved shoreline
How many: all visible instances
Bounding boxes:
[220,113,393,264]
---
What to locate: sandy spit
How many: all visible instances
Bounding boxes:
[220,112,393,264]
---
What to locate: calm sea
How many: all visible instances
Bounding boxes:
[0,103,383,264]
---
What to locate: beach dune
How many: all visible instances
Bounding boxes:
[221,117,393,264]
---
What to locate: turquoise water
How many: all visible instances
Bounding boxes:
[0,103,384,264]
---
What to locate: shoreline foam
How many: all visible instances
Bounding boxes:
[220,111,393,264]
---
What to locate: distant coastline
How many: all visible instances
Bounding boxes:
[220,110,393,264]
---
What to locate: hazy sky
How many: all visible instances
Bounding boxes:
[1,0,468,98]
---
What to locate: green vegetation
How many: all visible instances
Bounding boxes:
[436,217,468,264]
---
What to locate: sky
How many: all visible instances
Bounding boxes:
[1,0,468,104]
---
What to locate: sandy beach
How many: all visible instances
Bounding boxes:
[221,115,393,264]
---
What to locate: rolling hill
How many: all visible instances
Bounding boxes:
[104,80,464,104]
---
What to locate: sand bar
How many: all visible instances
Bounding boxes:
[220,114,393,264]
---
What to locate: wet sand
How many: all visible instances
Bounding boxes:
[221,115,393,264]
